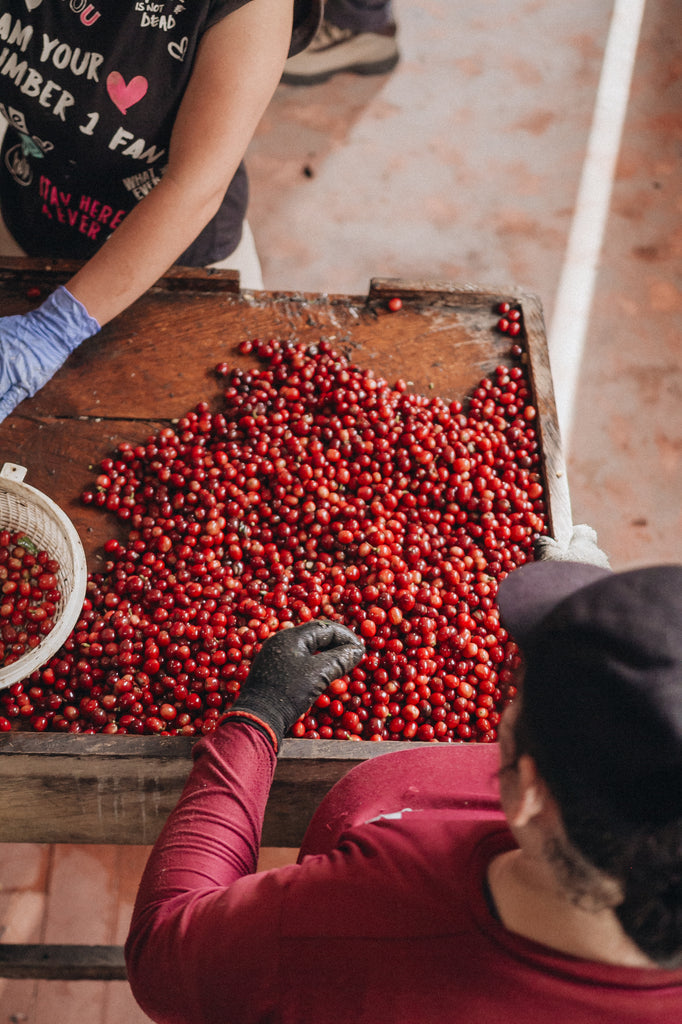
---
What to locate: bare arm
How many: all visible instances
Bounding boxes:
[67,0,293,325]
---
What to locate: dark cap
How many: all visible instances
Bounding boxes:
[497,561,682,825]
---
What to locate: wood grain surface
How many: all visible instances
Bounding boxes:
[0,260,572,848]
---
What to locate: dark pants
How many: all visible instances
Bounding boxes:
[325,0,394,32]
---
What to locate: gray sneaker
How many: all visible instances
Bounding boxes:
[281,19,399,85]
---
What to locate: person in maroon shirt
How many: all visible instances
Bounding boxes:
[125,539,682,1023]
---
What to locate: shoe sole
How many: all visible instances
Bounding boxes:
[281,52,400,86]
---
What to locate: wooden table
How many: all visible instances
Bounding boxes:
[0,260,572,978]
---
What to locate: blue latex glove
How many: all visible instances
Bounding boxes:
[0,285,100,422]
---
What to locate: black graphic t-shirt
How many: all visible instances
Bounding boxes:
[0,0,317,264]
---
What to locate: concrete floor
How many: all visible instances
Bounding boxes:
[1,0,680,1019]
[248,0,681,570]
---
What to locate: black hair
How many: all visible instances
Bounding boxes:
[512,700,682,969]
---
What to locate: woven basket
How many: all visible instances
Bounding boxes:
[0,463,87,690]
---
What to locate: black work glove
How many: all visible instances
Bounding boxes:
[222,619,365,752]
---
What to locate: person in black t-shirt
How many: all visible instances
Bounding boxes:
[0,0,319,422]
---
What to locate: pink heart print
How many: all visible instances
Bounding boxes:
[106,72,148,114]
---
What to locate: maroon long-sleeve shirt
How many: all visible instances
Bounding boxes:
[126,725,682,1023]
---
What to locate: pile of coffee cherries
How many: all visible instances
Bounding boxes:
[0,531,61,669]
[0,335,545,741]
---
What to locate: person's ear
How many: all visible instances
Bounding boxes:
[506,754,547,828]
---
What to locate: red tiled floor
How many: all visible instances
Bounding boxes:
[565,0,682,567]
[0,844,298,1023]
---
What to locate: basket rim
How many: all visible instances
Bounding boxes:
[0,469,87,690]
